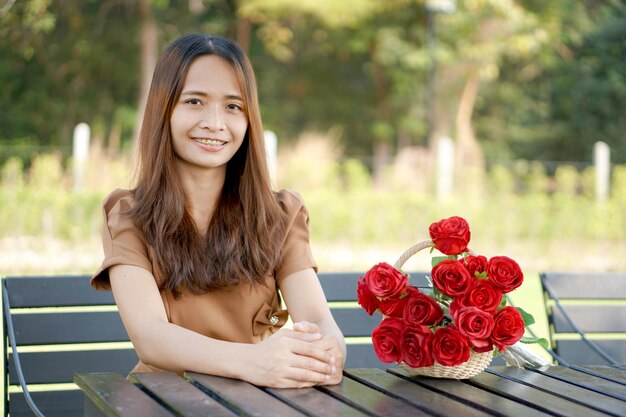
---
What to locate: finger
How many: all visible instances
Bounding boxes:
[293,321,321,334]
[274,374,324,388]
[290,352,337,376]
[289,341,336,371]
[309,335,341,351]
[279,328,323,342]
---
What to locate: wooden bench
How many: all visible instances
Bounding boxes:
[2,275,138,417]
[540,271,626,366]
[3,271,432,416]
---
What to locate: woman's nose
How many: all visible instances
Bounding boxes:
[199,105,225,131]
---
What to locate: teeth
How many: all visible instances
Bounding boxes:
[194,138,225,146]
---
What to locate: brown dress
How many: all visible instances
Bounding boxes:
[91,188,317,372]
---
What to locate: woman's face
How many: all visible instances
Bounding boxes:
[170,54,248,176]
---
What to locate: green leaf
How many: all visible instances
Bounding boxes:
[520,336,549,349]
[431,255,455,268]
[516,307,536,326]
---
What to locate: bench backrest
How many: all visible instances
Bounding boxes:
[2,275,138,417]
[540,271,626,365]
[2,271,431,417]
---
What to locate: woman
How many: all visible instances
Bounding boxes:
[92,34,345,388]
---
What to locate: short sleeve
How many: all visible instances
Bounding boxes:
[274,190,318,285]
[91,189,152,290]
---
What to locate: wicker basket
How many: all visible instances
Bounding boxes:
[392,239,493,379]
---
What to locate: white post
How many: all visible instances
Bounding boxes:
[73,123,90,191]
[594,141,610,202]
[264,130,278,185]
[436,136,454,201]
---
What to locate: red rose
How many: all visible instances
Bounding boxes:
[464,255,488,277]
[430,326,471,366]
[364,262,408,299]
[403,288,443,326]
[357,275,380,315]
[379,291,410,318]
[429,216,471,255]
[453,307,495,353]
[372,317,404,363]
[431,259,475,297]
[492,306,525,351]
[459,279,503,313]
[401,325,435,368]
[487,256,524,293]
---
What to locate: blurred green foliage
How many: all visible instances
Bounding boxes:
[1,0,624,166]
[1,152,624,264]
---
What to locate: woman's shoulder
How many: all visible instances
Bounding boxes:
[102,188,135,214]
[275,189,306,213]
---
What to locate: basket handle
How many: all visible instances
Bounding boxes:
[393,240,433,270]
[393,240,476,270]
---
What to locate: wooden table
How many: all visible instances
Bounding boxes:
[75,365,626,417]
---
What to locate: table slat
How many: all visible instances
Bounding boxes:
[534,365,626,398]
[582,366,626,384]
[346,368,492,417]
[130,372,238,417]
[469,370,609,417]
[186,372,307,417]
[266,386,369,417]
[491,367,626,417]
[318,373,434,417]
[74,373,175,417]
[389,368,548,417]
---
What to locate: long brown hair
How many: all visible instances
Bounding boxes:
[130,34,288,296]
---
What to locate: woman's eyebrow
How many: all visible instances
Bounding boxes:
[180,90,243,101]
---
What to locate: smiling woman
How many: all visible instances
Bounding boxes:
[89,34,346,388]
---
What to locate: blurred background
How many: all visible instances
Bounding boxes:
[1,0,625,276]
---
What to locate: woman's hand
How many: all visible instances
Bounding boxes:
[241,325,336,388]
[293,321,344,385]
[311,335,344,385]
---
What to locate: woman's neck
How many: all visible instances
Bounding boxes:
[177,165,226,234]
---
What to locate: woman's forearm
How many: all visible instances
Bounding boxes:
[132,318,252,378]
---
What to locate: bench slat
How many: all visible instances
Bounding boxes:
[11,311,129,345]
[555,340,626,365]
[542,272,626,299]
[319,272,429,302]
[8,390,84,417]
[551,305,626,333]
[8,349,138,385]
[4,275,113,308]
[330,309,381,338]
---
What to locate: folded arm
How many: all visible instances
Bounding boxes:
[109,264,335,388]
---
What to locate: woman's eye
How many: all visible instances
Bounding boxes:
[226,103,243,111]
[186,98,202,105]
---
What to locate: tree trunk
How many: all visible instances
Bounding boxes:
[132,0,158,152]
[455,72,484,171]
[373,141,390,189]
[235,17,252,53]
[370,40,391,189]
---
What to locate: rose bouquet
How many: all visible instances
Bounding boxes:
[357,216,545,379]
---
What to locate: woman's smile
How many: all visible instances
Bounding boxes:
[192,137,227,148]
